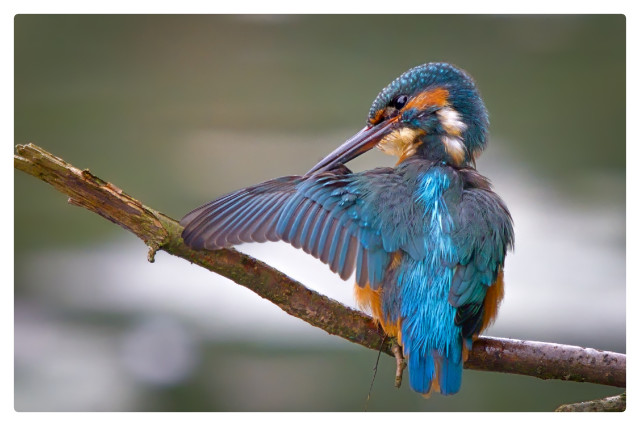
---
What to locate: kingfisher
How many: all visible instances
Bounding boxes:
[180,62,514,396]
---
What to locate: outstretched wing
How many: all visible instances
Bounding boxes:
[181,176,300,249]
[181,166,423,288]
[448,185,514,338]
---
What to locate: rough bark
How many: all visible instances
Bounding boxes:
[555,393,626,412]
[14,143,626,392]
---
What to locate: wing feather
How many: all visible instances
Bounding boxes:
[449,183,514,337]
[180,169,407,287]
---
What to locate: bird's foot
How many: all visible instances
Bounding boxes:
[391,339,406,388]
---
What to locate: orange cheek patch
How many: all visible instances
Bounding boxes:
[405,88,449,110]
[368,108,385,125]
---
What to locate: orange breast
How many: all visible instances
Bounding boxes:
[354,283,401,341]
[481,269,505,331]
[354,252,403,340]
[462,269,504,362]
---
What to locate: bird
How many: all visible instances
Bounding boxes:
[180,62,514,396]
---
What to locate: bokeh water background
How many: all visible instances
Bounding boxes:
[14,15,625,411]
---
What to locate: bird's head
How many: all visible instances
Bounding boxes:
[306,63,488,175]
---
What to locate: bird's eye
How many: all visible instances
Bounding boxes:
[391,94,408,109]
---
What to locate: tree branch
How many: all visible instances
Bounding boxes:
[14,143,626,390]
[555,393,626,412]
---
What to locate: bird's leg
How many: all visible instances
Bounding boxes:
[391,338,406,388]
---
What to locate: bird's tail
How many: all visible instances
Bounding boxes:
[407,348,463,396]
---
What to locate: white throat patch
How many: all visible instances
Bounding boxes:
[437,107,467,165]
[437,107,467,136]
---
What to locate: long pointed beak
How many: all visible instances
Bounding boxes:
[305,117,398,176]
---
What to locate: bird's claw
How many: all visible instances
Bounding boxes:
[391,339,406,388]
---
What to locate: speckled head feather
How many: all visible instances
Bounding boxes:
[368,63,489,159]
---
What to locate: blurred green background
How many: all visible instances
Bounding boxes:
[14,15,625,411]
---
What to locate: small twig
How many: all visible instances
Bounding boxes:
[14,143,627,390]
[365,336,386,411]
[147,244,159,263]
[555,392,626,412]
